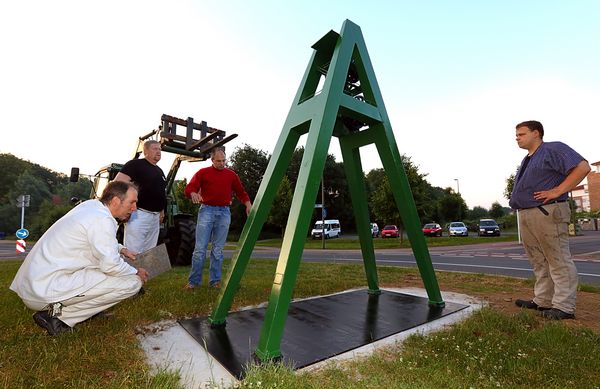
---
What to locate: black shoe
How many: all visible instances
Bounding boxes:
[541,308,575,320]
[132,286,145,298]
[33,311,73,336]
[515,299,550,311]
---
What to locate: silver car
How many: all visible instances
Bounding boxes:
[448,221,469,237]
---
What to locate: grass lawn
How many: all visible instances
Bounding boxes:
[1,258,599,388]
[255,235,517,249]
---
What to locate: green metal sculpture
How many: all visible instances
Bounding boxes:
[209,19,445,361]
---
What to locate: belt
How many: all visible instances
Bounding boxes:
[519,200,567,216]
[546,199,568,205]
[520,199,567,210]
[138,208,160,215]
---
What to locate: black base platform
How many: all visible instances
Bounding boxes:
[179,289,467,379]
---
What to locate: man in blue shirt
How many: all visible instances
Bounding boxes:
[509,120,590,320]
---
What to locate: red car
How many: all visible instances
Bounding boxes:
[422,223,443,237]
[381,225,399,238]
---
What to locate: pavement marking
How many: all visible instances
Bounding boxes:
[578,272,600,278]
[329,258,600,278]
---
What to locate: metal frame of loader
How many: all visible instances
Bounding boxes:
[88,114,237,266]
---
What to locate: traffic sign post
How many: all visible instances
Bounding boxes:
[16,228,30,240]
[16,239,26,253]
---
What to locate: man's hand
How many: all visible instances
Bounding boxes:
[136,267,150,283]
[160,210,165,223]
[190,192,203,204]
[120,247,138,261]
[533,188,562,204]
[245,201,252,216]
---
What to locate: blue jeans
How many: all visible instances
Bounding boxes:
[188,205,231,286]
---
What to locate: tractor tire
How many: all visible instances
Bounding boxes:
[165,218,196,266]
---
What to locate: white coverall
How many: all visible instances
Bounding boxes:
[10,200,142,327]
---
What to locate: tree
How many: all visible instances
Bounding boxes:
[267,176,293,236]
[284,147,353,232]
[228,144,269,234]
[29,199,73,238]
[0,154,72,235]
[172,178,199,215]
[0,171,53,234]
[468,206,489,220]
[371,176,400,227]
[55,179,93,203]
[504,166,519,200]
[489,201,505,219]
[436,188,467,224]
[366,155,437,226]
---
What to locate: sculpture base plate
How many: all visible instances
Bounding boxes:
[179,289,467,379]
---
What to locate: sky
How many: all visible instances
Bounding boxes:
[2,0,599,209]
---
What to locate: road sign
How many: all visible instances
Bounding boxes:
[16,228,29,239]
[16,194,31,208]
[16,239,26,253]
[321,208,327,218]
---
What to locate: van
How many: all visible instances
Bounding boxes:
[311,219,341,239]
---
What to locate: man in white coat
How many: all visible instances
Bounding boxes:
[10,181,149,336]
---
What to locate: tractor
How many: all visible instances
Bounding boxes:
[71,114,237,266]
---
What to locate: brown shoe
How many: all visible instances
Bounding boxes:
[184,283,198,290]
[211,281,221,289]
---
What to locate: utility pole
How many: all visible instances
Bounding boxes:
[454,178,461,219]
[321,176,325,249]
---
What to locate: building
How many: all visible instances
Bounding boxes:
[587,161,600,212]
[571,184,589,212]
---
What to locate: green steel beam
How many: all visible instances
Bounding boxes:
[338,129,380,295]
[374,125,444,306]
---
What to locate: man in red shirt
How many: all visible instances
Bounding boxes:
[184,149,251,288]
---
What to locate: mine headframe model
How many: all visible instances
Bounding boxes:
[73,114,237,266]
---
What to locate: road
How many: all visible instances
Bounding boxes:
[243,231,600,285]
[2,231,599,284]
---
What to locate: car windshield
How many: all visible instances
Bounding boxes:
[450,222,465,227]
[383,225,396,230]
[423,224,437,229]
[480,220,497,227]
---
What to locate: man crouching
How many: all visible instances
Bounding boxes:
[10,181,149,335]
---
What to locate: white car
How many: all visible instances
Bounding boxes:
[448,221,469,237]
[370,223,379,237]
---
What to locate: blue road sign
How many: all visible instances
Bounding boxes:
[321,208,327,218]
[16,228,29,239]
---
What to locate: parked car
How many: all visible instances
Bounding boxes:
[381,225,399,238]
[478,219,501,236]
[422,223,443,237]
[311,219,341,239]
[448,221,469,237]
[370,223,380,238]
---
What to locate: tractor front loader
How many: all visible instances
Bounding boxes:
[72,114,237,266]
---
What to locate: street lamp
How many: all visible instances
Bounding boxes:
[454,178,460,194]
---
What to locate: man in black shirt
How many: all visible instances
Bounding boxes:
[114,140,167,254]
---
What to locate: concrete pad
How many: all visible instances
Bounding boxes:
[137,288,484,388]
